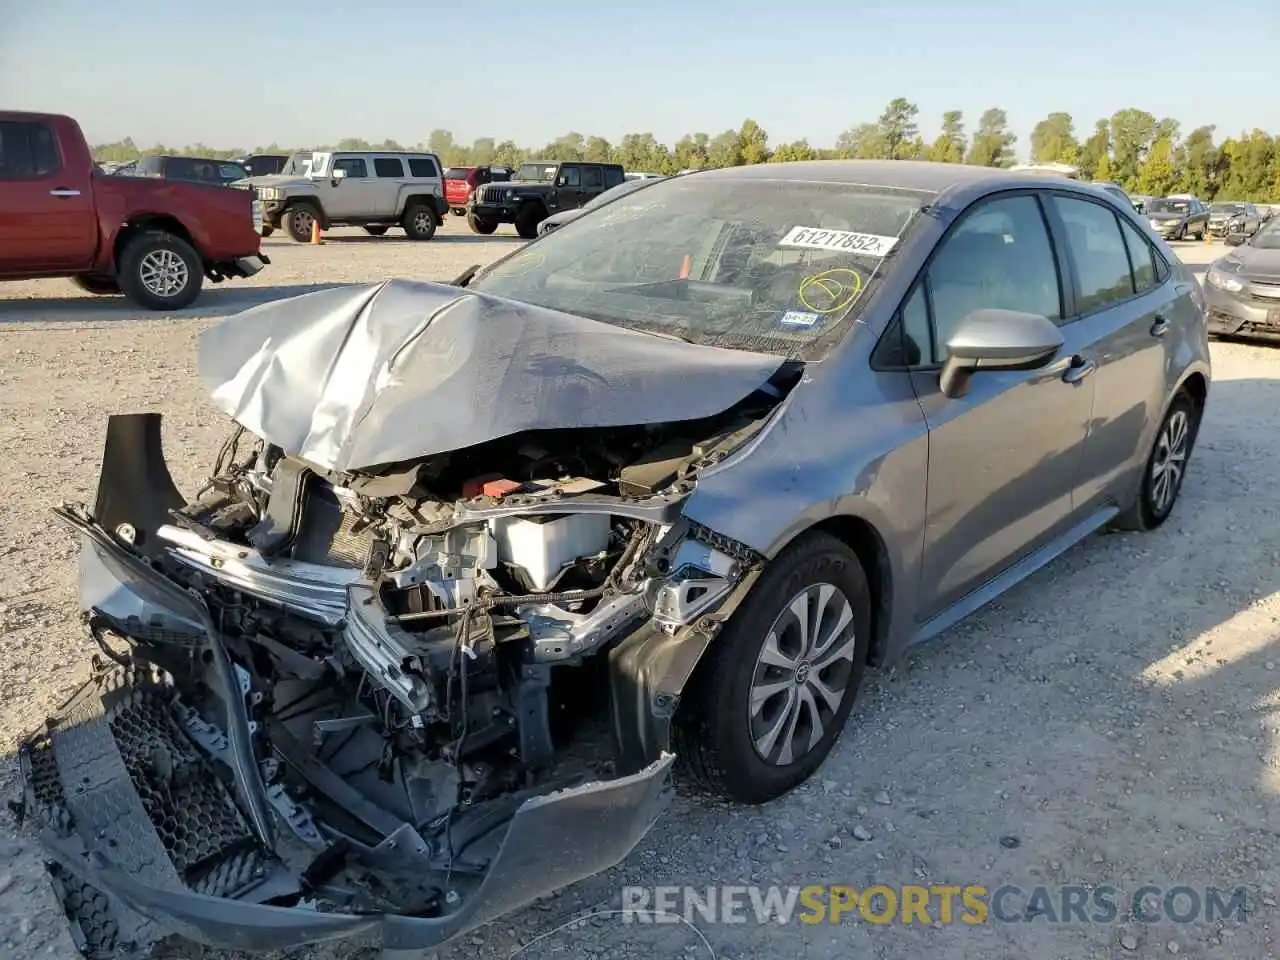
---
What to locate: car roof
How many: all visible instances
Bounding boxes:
[692,159,1020,193]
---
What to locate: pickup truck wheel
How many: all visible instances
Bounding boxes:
[515,204,545,239]
[117,232,203,310]
[401,203,437,241]
[71,275,122,296]
[363,225,389,236]
[285,204,321,243]
[467,212,498,235]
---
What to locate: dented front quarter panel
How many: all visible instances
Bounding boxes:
[678,334,931,665]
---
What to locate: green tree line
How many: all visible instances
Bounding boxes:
[91,98,1280,201]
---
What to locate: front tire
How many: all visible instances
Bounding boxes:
[285,203,321,243]
[1113,390,1201,531]
[117,232,203,311]
[401,203,437,241]
[514,204,545,240]
[71,275,122,296]
[467,212,498,235]
[673,531,872,804]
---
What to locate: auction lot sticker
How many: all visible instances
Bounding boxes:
[779,226,898,257]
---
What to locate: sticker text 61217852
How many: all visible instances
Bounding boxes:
[778,226,898,257]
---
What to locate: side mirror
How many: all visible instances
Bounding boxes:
[556,175,568,187]
[939,309,1064,399]
[331,168,347,182]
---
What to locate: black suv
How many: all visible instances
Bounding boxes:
[126,155,249,186]
[467,160,626,238]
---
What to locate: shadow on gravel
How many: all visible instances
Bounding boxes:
[1,378,1277,960]
[0,282,349,324]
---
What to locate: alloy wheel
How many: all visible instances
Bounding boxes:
[748,582,858,766]
[1150,408,1190,517]
[138,249,189,299]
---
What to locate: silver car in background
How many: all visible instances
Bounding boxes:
[21,160,1210,958]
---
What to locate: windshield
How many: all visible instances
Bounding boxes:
[444,167,474,180]
[469,177,928,361]
[514,163,558,183]
[280,153,312,176]
[582,177,659,211]
[1147,199,1189,215]
[1251,221,1280,249]
[1211,203,1245,215]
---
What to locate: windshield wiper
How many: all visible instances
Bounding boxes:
[450,264,481,287]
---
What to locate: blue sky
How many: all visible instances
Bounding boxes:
[2,0,1277,155]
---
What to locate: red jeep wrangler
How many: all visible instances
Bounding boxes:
[0,111,268,310]
[443,165,511,217]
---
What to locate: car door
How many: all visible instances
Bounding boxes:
[1047,193,1190,510]
[326,156,371,217]
[579,164,605,205]
[0,118,97,273]
[554,164,585,211]
[909,192,1097,619]
[372,156,407,217]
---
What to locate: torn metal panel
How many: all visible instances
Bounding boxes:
[197,278,783,472]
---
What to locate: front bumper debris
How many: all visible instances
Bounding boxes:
[19,667,672,956]
[16,412,685,956]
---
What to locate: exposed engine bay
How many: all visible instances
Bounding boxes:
[18,350,799,955]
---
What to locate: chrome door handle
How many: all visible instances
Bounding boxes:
[48,188,81,197]
[1062,355,1097,384]
[1150,316,1170,337]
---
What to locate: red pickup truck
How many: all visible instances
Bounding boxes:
[0,112,268,310]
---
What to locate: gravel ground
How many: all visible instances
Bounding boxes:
[1,231,1276,960]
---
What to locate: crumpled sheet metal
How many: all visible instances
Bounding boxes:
[197,279,783,473]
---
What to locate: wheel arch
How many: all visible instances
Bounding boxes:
[790,515,895,667]
[283,196,327,228]
[114,216,197,269]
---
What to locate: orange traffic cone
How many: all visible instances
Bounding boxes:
[310,219,323,245]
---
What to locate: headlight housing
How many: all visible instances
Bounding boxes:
[1207,266,1244,293]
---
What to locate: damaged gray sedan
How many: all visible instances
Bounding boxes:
[19,161,1210,957]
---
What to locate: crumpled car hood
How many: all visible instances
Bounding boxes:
[197,278,784,473]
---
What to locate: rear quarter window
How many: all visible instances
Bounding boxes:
[408,158,440,177]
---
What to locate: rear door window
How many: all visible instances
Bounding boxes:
[374,157,405,178]
[1117,216,1159,294]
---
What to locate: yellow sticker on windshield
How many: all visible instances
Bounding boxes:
[798,268,863,314]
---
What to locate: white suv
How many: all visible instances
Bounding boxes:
[246,151,447,241]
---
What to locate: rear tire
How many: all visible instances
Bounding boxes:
[673,531,872,804]
[515,204,545,240]
[117,231,203,311]
[285,203,321,243]
[1112,390,1201,532]
[71,275,122,296]
[363,225,389,237]
[467,212,498,235]
[401,202,437,241]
